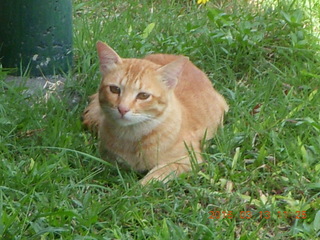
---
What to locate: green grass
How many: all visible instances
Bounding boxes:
[1,0,320,239]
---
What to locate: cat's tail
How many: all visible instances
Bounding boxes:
[82,93,102,133]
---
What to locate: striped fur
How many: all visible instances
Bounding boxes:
[83,41,228,185]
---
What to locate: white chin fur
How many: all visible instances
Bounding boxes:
[102,107,164,138]
[116,117,142,126]
[109,109,150,126]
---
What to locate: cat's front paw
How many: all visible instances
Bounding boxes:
[139,163,190,185]
[139,171,174,185]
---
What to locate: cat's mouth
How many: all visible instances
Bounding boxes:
[102,106,152,126]
[113,111,142,126]
[117,113,131,121]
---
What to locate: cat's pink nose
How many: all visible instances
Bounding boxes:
[118,106,130,116]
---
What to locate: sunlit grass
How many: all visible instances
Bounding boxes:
[0,0,319,239]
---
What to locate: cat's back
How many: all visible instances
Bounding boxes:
[144,53,218,94]
[145,53,228,136]
[144,54,211,86]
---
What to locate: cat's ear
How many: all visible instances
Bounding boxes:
[157,57,189,89]
[96,41,123,74]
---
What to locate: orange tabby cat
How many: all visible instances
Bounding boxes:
[83,41,228,185]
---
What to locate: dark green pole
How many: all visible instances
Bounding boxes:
[0,0,72,76]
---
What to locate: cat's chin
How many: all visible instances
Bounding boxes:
[116,118,140,126]
[111,113,151,127]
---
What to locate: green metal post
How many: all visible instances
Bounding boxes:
[0,0,72,76]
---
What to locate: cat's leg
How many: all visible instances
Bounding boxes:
[140,149,203,185]
[140,162,192,185]
[82,93,101,132]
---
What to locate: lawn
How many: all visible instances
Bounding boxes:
[1,0,320,239]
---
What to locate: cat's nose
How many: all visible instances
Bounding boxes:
[117,105,130,116]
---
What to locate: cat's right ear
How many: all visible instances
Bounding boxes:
[96,41,123,74]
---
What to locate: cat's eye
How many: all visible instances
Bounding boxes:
[109,85,121,95]
[136,92,150,100]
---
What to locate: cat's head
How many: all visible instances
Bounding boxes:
[96,41,187,126]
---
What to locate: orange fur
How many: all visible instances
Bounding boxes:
[83,41,228,184]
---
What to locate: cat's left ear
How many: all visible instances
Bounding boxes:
[96,41,123,74]
[157,57,189,89]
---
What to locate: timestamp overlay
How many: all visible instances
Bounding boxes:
[208,210,309,220]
